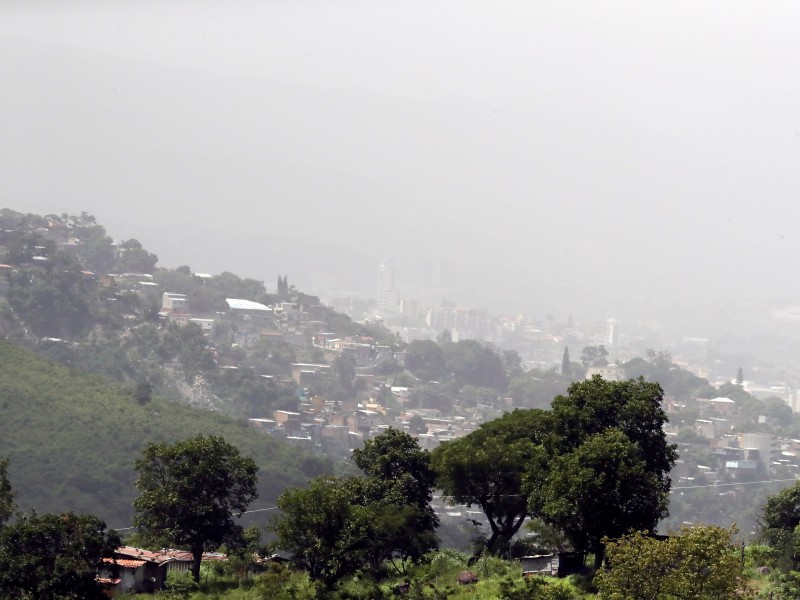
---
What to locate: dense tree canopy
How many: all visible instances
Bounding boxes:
[4,233,95,338]
[432,410,549,556]
[580,345,608,367]
[0,512,120,600]
[405,340,447,382]
[530,429,670,567]
[351,428,438,566]
[133,435,258,582]
[761,480,800,569]
[533,377,677,566]
[441,339,509,390]
[272,429,439,586]
[547,376,677,479]
[507,368,572,409]
[595,526,746,600]
[270,476,373,589]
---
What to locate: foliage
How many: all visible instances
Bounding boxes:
[547,376,677,478]
[154,268,275,314]
[350,429,439,568]
[4,232,96,338]
[408,414,428,434]
[622,351,713,401]
[113,238,158,273]
[432,410,549,556]
[163,571,200,599]
[405,340,447,382]
[532,429,669,565]
[352,427,436,511]
[134,435,259,581]
[499,576,581,600]
[507,369,572,409]
[0,511,120,600]
[0,458,14,527]
[441,339,509,391]
[272,430,439,587]
[595,525,748,600]
[580,345,608,368]
[0,339,330,528]
[760,480,800,569]
[529,377,677,566]
[270,476,374,589]
[520,518,572,555]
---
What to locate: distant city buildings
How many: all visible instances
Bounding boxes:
[376,261,394,313]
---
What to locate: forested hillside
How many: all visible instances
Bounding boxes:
[0,340,330,527]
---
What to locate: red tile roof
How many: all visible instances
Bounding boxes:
[114,546,220,564]
[103,557,146,569]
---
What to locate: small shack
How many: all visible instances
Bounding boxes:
[520,552,586,577]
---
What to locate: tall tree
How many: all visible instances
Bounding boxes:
[270,476,373,589]
[547,376,677,479]
[351,428,438,567]
[736,367,744,385]
[0,512,120,600]
[580,345,609,368]
[0,459,14,527]
[561,347,571,377]
[133,435,258,582]
[431,410,549,556]
[531,377,677,568]
[530,429,670,567]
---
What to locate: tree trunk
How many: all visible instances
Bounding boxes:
[191,545,203,583]
[593,545,604,571]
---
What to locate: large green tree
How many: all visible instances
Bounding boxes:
[432,410,549,556]
[547,376,677,481]
[530,429,670,567]
[351,428,439,568]
[270,476,374,589]
[0,512,120,600]
[531,377,677,567]
[271,430,440,585]
[133,435,258,582]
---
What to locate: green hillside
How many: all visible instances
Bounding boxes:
[0,339,330,528]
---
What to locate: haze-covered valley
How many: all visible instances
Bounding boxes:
[4,1,800,342]
[7,6,800,594]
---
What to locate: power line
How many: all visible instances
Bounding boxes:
[112,505,280,532]
[671,478,798,491]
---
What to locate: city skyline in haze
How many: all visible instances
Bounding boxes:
[2,1,800,329]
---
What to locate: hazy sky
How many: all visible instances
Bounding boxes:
[2,1,800,322]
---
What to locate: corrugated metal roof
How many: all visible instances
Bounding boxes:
[226,298,271,312]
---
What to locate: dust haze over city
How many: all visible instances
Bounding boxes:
[3,1,800,361]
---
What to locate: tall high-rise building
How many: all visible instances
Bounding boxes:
[377,261,394,312]
[605,318,618,348]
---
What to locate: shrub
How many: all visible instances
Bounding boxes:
[163,572,199,599]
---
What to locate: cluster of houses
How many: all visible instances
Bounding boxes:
[247,385,495,455]
[666,394,798,484]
